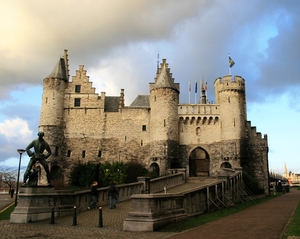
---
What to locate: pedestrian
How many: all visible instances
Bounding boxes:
[108,180,118,209]
[87,181,98,209]
[10,188,15,198]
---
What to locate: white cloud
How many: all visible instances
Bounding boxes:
[0,118,33,143]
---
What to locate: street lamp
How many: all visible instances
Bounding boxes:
[15,149,25,207]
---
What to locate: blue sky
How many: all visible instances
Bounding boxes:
[0,0,299,176]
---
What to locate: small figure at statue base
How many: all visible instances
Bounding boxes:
[27,166,40,186]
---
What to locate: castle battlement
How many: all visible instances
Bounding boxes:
[247,121,268,141]
[178,104,220,115]
[214,75,245,92]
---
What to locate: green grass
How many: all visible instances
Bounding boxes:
[159,193,282,232]
[0,204,14,220]
[284,187,300,238]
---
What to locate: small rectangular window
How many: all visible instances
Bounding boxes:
[75,85,81,93]
[82,150,86,158]
[67,150,71,157]
[98,150,102,157]
[74,98,81,107]
[142,125,146,131]
[55,147,59,156]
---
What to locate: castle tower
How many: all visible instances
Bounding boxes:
[39,50,69,173]
[284,163,288,178]
[149,59,180,175]
[214,75,247,140]
[199,83,207,104]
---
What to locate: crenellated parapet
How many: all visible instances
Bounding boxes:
[246,121,268,142]
[214,75,245,93]
[178,104,220,115]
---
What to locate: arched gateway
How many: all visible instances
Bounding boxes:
[189,147,210,177]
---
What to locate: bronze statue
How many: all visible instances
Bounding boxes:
[23,132,52,186]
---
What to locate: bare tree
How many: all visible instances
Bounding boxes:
[0,167,17,192]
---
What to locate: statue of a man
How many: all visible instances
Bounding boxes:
[23,132,52,186]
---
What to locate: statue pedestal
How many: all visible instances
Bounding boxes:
[10,186,55,223]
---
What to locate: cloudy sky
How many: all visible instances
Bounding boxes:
[0,0,299,176]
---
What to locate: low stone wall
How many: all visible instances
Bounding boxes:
[10,172,186,223]
[139,170,186,194]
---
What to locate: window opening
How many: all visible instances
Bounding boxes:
[74,98,81,107]
[75,85,81,93]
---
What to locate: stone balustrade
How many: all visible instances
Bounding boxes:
[124,172,243,231]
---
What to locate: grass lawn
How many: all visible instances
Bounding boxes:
[284,187,300,238]
[0,204,14,220]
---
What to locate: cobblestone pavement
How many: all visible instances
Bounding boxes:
[1,199,176,239]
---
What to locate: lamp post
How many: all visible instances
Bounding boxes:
[15,149,25,207]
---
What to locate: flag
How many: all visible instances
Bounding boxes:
[195,82,197,93]
[229,56,235,68]
[188,81,191,92]
[205,81,208,91]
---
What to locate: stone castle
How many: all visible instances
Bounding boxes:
[38,50,269,193]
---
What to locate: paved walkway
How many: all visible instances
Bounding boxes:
[167,188,300,239]
[0,187,299,238]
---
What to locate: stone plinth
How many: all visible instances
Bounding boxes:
[10,186,55,223]
[123,193,187,231]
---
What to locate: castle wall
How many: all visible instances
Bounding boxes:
[60,106,152,179]
[242,121,269,192]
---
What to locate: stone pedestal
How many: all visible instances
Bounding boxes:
[10,186,55,223]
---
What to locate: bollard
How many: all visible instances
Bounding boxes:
[72,206,77,226]
[98,207,103,227]
[50,208,55,224]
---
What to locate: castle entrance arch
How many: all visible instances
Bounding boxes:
[51,165,63,184]
[189,147,210,177]
[149,163,160,177]
[220,162,232,168]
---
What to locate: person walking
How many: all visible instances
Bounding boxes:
[87,181,98,209]
[108,181,118,209]
[10,188,14,198]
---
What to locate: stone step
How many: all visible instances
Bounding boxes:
[166,177,222,194]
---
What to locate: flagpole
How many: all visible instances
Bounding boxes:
[229,53,231,75]
[194,80,196,104]
[188,80,191,104]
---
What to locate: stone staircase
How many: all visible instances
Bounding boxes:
[166,176,222,194]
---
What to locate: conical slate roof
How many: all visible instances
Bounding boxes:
[153,59,176,90]
[46,57,67,81]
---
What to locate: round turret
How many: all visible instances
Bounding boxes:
[214,75,247,140]
[39,51,69,166]
[149,59,180,174]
